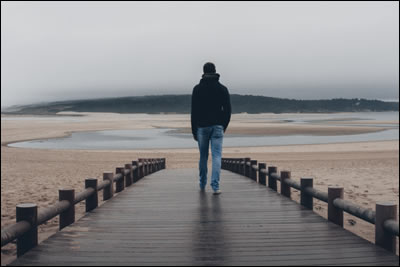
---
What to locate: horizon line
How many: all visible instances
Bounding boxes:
[1,93,399,109]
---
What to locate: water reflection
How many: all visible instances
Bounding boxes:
[7,127,399,150]
[6,112,399,150]
[192,193,229,265]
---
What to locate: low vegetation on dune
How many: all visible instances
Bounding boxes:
[3,94,399,115]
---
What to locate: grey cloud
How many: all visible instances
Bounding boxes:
[1,1,399,107]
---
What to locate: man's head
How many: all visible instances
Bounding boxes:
[203,62,216,74]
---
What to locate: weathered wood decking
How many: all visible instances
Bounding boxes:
[10,169,399,266]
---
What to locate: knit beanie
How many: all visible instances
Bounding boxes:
[203,62,216,74]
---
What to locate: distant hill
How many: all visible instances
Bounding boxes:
[2,94,399,115]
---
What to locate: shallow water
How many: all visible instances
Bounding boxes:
[7,112,399,150]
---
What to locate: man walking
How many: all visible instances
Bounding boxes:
[191,62,231,195]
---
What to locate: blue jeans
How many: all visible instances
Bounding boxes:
[197,125,224,191]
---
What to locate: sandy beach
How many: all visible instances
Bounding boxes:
[1,112,399,264]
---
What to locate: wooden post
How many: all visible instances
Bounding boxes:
[125,163,133,187]
[103,172,114,200]
[145,159,149,176]
[141,159,145,178]
[235,159,240,173]
[140,159,145,176]
[59,189,75,230]
[163,158,166,169]
[137,159,143,179]
[240,158,246,176]
[155,159,159,172]
[132,161,139,183]
[16,203,38,257]
[115,167,125,192]
[375,203,397,253]
[85,178,98,212]
[234,158,237,173]
[280,171,291,198]
[244,158,251,178]
[300,178,313,210]
[140,159,147,177]
[148,159,152,174]
[258,163,266,185]
[328,187,344,227]
[268,166,278,191]
[148,159,151,174]
[250,160,257,181]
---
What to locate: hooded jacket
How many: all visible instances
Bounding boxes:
[191,73,231,138]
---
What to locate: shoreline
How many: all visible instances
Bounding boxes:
[2,111,398,148]
[2,126,398,151]
[4,139,400,153]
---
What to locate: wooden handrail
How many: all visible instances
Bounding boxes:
[221,157,399,253]
[1,158,166,257]
[384,219,400,237]
[303,186,328,202]
[37,200,70,225]
[74,187,95,205]
[333,198,375,224]
[113,173,123,182]
[97,179,111,191]
[1,221,31,247]
[282,176,301,191]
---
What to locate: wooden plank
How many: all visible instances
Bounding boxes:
[10,169,399,266]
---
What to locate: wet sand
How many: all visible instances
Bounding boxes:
[1,112,399,264]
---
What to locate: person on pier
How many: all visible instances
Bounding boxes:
[191,62,231,195]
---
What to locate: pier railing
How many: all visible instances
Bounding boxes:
[222,157,399,254]
[1,158,166,257]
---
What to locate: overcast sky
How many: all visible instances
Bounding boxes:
[1,1,399,107]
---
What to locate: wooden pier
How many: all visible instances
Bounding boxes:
[4,164,399,266]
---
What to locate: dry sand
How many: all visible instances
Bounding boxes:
[1,112,399,264]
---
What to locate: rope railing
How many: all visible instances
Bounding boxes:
[1,158,166,257]
[221,157,399,254]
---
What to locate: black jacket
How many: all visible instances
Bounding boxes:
[191,73,231,137]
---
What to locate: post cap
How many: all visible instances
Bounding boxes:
[17,203,37,209]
